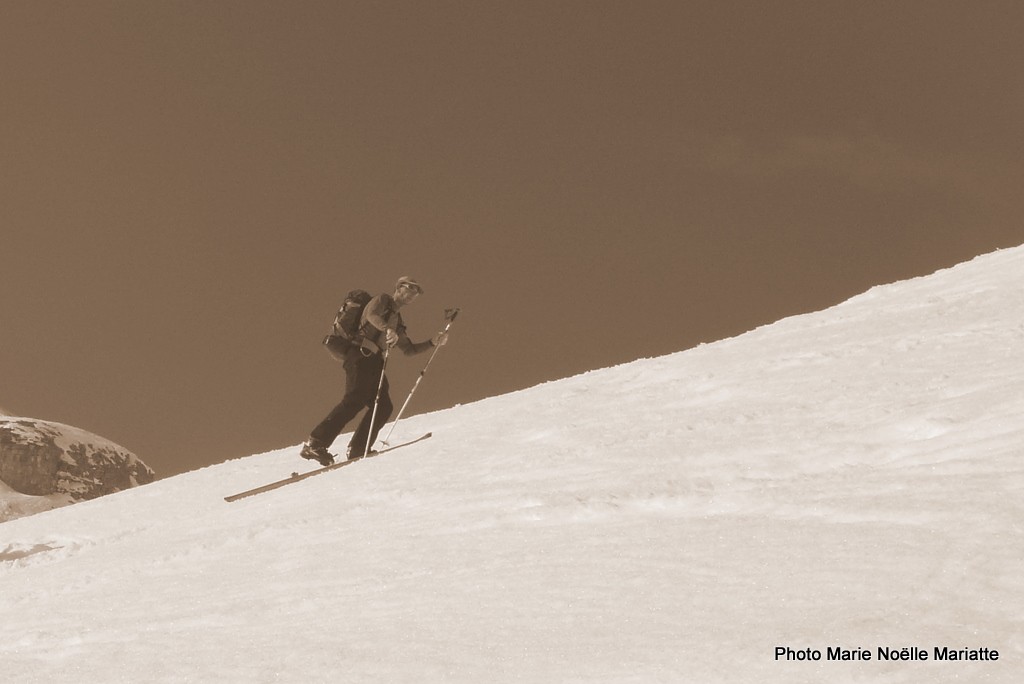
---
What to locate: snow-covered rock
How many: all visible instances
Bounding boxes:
[0,417,154,521]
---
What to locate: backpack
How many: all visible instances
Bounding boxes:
[322,289,372,361]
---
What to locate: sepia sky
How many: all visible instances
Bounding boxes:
[2,1,1022,478]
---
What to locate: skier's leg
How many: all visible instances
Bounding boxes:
[348,372,392,457]
[309,349,376,449]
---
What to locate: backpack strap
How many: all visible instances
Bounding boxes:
[357,294,399,347]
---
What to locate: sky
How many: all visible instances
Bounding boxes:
[2,1,1022,478]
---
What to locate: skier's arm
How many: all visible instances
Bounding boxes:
[395,334,432,356]
[366,294,441,355]
[362,295,394,334]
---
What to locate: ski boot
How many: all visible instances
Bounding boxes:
[300,441,335,467]
[346,445,378,461]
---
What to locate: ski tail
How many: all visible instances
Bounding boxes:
[224,432,433,502]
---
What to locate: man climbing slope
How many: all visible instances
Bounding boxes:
[301,277,448,466]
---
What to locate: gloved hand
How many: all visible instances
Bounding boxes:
[432,332,449,347]
[385,328,400,348]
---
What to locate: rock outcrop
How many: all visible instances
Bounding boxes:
[0,417,155,502]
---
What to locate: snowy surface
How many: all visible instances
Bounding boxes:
[0,479,72,523]
[2,247,1022,683]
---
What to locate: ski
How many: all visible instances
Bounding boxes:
[224,432,432,502]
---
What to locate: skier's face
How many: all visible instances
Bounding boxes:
[395,284,421,306]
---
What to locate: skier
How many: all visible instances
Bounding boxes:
[300,277,448,466]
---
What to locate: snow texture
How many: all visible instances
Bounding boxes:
[1,246,1022,683]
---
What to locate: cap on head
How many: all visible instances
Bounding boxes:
[396,276,424,294]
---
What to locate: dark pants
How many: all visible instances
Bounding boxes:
[309,346,392,456]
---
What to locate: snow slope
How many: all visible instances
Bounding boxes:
[1,247,1022,683]
[0,479,72,522]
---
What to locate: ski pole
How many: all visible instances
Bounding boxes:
[381,308,459,445]
[364,346,390,459]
